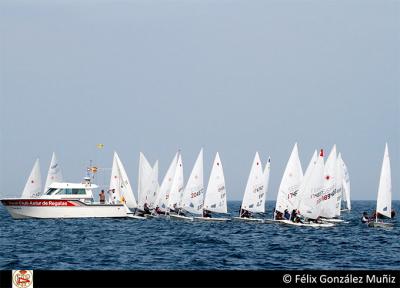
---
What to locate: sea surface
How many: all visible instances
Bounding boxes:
[1,201,399,270]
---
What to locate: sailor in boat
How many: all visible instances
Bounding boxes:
[283,209,291,220]
[241,209,252,218]
[203,209,212,218]
[143,203,151,215]
[290,209,303,223]
[289,209,297,222]
[177,208,186,216]
[313,216,323,224]
[361,212,369,223]
[274,210,284,220]
[155,206,163,215]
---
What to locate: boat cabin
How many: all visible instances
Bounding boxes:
[42,181,98,202]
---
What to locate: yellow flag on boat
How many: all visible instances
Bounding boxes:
[96,144,104,149]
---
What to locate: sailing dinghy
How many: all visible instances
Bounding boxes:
[368,143,394,228]
[293,149,334,227]
[339,154,351,212]
[109,152,144,220]
[233,152,266,223]
[264,144,303,225]
[318,145,345,224]
[179,149,204,221]
[152,152,178,218]
[136,152,159,218]
[194,152,231,222]
[168,152,193,221]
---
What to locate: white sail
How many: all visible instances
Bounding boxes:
[376,143,391,219]
[297,149,325,219]
[137,153,158,209]
[152,160,160,208]
[241,152,265,213]
[109,154,122,203]
[21,159,42,198]
[153,161,159,186]
[341,156,351,210]
[275,143,303,215]
[304,150,317,183]
[43,152,63,194]
[263,156,271,210]
[320,145,338,218]
[155,152,178,211]
[334,153,344,216]
[168,153,184,209]
[182,148,204,214]
[203,152,227,214]
[109,152,137,208]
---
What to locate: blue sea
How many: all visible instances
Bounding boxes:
[1,201,399,270]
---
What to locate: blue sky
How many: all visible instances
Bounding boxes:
[0,0,399,200]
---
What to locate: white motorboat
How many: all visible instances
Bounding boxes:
[1,180,131,219]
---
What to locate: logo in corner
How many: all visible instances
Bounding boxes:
[12,270,33,288]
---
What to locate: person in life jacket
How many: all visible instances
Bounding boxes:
[361,212,369,223]
[155,206,162,214]
[143,203,151,215]
[203,209,212,218]
[284,209,290,220]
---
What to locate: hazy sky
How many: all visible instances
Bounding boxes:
[1,0,399,200]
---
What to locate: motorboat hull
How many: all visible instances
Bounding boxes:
[1,199,129,219]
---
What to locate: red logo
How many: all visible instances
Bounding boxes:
[13,270,33,288]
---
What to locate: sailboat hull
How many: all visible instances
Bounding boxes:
[321,218,345,223]
[193,216,231,222]
[126,214,147,220]
[279,219,335,227]
[1,199,129,219]
[232,217,263,223]
[169,214,194,221]
[368,221,394,228]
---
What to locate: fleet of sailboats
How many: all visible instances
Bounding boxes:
[1,143,395,227]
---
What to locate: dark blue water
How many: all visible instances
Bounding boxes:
[1,201,399,270]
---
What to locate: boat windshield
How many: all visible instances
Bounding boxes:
[45,188,58,195]
[55,188,86,195]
